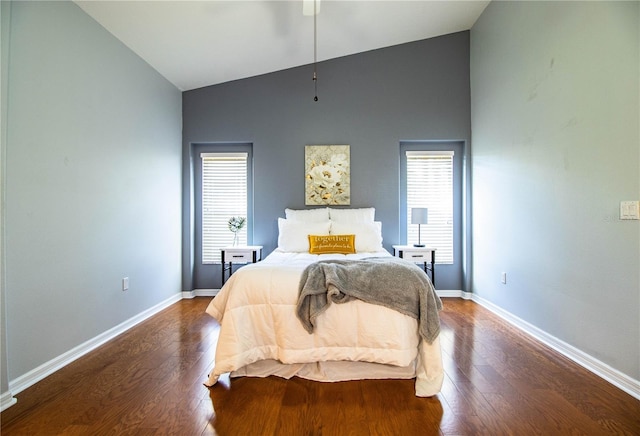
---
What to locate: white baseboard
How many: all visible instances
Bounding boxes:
[193,288,219,297]
[182,289,219,299]
[435,289,463,298]
[470,293,640,401]
[6,293,182,400]
[0,390,17,412]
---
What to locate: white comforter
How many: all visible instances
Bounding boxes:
[205,250,444,396]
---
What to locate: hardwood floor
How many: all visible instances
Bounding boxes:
[2,297,639,435]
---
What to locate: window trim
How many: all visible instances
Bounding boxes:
[193,143,253,266]
[201,152,249,264]
[400,142,462,267]
[404,150,454,264]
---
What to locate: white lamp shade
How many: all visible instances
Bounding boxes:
[411,208,428,225]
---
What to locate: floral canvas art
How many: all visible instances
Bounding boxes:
[305,145,350,205]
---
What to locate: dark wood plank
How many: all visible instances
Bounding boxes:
[2,297,639,435]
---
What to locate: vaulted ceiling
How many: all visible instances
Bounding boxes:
[75,1,490,91]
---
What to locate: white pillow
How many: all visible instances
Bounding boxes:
[330,220,383,252]
[284,207,330,222]
[329,207,375,223]
[278,218,331,252]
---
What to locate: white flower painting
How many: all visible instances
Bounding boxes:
[305,145,350,205]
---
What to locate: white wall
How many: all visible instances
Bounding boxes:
[471,1,639,380]
[2,0,182,396]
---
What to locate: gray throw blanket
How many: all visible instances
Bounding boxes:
[296,257,442,344]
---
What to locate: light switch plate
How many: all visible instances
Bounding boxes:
[620,201,640,220]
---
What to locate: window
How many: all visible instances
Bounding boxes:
[406,150,454,264]
[201,152,248,263]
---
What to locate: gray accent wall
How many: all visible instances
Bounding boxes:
[183,32,472,290]
[1,0,182,397]
[471,1,639,380]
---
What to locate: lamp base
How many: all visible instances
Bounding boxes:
[413,243,425,247]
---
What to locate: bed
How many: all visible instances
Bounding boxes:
[204,207,444,397]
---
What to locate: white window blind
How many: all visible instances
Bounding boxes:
[406,150,454,264]
[202,152,248,263]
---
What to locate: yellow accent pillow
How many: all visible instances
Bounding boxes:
[308,234,356,254]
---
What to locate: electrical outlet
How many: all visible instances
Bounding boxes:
[122,277,129,291]
[501,272,507,284]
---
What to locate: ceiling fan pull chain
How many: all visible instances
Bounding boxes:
[313,0,318,102]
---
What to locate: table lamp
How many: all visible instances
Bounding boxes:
[411,208,428,247]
